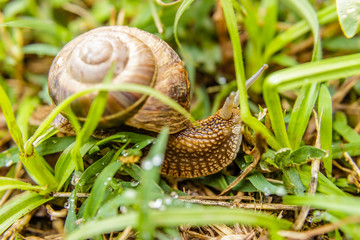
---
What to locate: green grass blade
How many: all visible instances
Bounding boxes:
[264,4,336,61]
[22,43,60,56]
[78,150,116,193]
[264,53,360,148]
[173,0,195,63]
[333,121,360,143]
[299,165,347,196]
[19,149,58,188]
[318,84,333,176]
[25,83,194,153]
[0,84,24,154]
[0,191,53,234]
[82,161,122,221]
[0,136,76,168]
[287,83,319,149]
[71,64,114,172]
[247,172,286,196]
[221,0,247,115]
[283,194,360,215]
[0,177,46,193]
[16,96,39,141]
[283,0,322,149]
[55,140,97,191]
[0,17,71,43]
[336,0,360,38]
[221,0,280,150]
[283,0,322,61]
[138,127,169,239]
[333,142,360,158]
[66,207,292,240]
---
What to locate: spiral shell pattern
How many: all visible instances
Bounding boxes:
[49,26,190,132]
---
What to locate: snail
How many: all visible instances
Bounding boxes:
[48,26,266,178]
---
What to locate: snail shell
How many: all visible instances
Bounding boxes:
[48,26,190,133]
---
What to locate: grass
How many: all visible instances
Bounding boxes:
[1,0,360,239]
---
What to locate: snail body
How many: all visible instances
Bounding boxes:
[49,26,261,178]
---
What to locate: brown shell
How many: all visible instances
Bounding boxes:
[48,26,190,133]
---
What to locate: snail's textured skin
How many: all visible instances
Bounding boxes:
[48,26,244,178]
[162,109,242,178]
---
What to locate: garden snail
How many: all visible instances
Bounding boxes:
[48,26,266,178]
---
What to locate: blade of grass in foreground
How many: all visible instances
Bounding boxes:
[0,191,53,234]
[71,64,114,172]
[283,194,360,215]
[0,85,57,187]
[138,127,169,239]
[221,0,280,150]
[25,82,194,153]
[0,177,47,193]
[82,160,122,221]
[66,207,292,240]
[318,84,333,176]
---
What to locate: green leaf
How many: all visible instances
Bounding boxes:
[66,207,292,240]
[283,194,360,215]
[138,127,169,239]
[318,84,333,176]
[287,83,319,149]
[0,192,52,234]
[174,0,195,62]
[25,82,194,153]
[0,18,71,43]
[299,165,347,196]
[288,146,327,165]
[23,43,60,56]
[336,0,360,38]
[264,4,337,61]
[71,64,114,172]
[0,177,46,193]
[221,0,280,150]
[264,53,360,149]
[247,172,287,196]
[282,167,305,195]
[0,84,24,154]
[82,161,122,221]
[0,136,76,168]
[55,140,97,191]
[333,121,360,142]
[78,150,116,193]
[96,132,154,145]
[333,142,360,158]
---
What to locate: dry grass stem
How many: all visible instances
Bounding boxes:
[279,215,360,239]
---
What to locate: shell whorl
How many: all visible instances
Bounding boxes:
[48,26,190,132]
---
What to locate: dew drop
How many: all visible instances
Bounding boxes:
[130,180,139,187]
[275,186,286,196]
[217,76,227,85]
[64,202,70,209]
[142,160,153,170]
[263,187,271,196]
[346,7,356,14]
[120,206,128,213]
[124,189,137,199]
[170,191,179,199]
[149,198,163,209]
[4,159,13,167]
[164,197,173,205]
[152,154,163,166]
